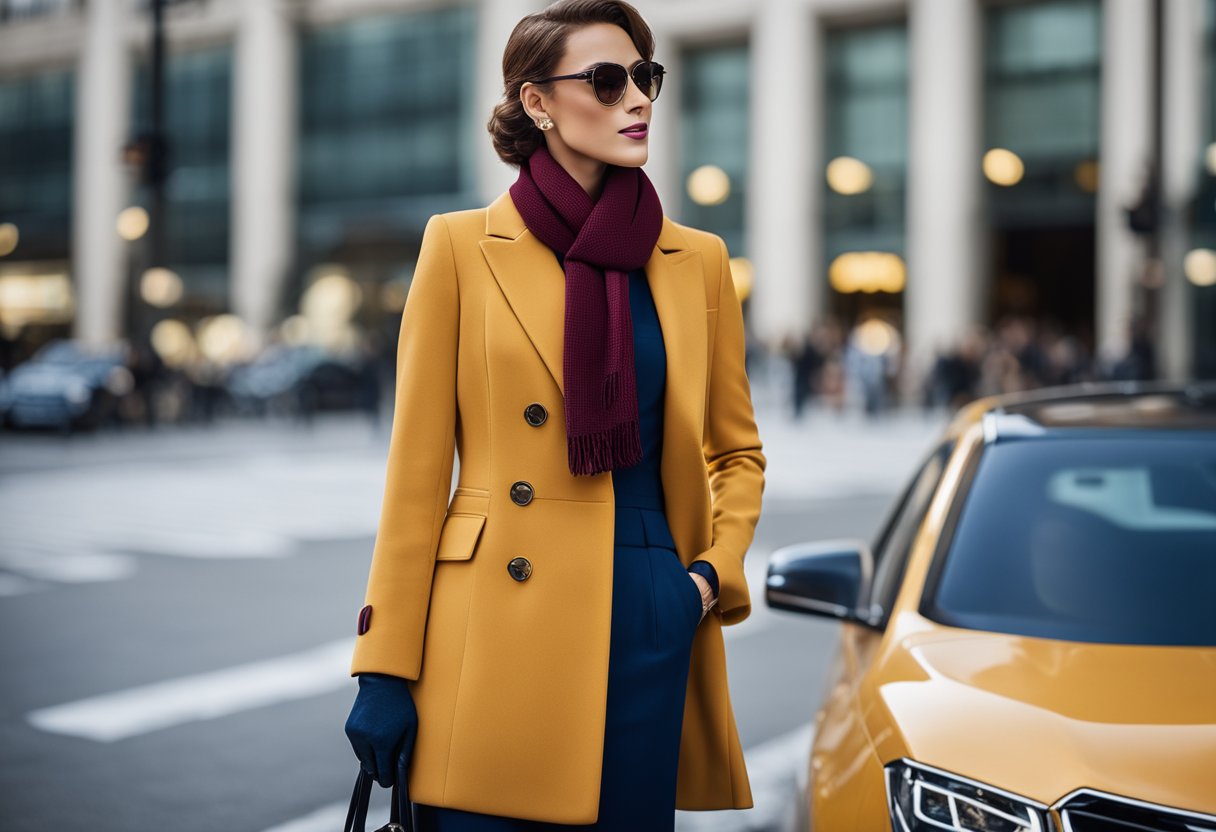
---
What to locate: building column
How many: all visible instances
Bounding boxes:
[72,0,132,346]
[1159,0,1206,381]
[748,0,817,347]
[1096,0,1154,369]
[643,31,681,210]
[475,0,545,205]
[905,0,984,386]
[231,0,297,353]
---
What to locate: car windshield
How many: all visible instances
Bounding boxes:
[923,433,1216,646]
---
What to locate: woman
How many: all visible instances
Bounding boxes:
[344,1,765,828]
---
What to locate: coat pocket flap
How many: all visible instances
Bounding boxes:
[435,512,487,561]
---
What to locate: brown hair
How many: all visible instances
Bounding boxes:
[487,0,656,167]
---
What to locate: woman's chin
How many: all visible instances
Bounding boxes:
[604,146,649,168]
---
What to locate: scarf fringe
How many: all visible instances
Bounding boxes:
[568,419,643,477]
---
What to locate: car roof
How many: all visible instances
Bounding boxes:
[943,381,1216,440]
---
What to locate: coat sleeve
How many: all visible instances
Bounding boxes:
[350,213,459,680]
[696,235,766,627]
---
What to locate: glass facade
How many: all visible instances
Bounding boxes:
[983,0,1100,337]
[297,5,477,289]
[984,0,1100,224]
[131,45,233,303]
[0,0,80,24]
[822,21,909,321]
[678,42,749,259]
[0,68,73,261]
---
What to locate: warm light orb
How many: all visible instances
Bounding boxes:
[686,165,731,206]
[826,156,873,195]
[0,270,73,327]
[983,148,1025,186]
[0,222,18,257]
[140,266,183,307]
[1184,248,1216,287]
[728,257,753,302]
[300,266,363,350]
[829,252,906,294]
[1074,159,1099,193]
[854,318,899,356]
[302,270,362,322]
[150,318,197,368]
[197,314,252,364]
[117,206,150,241]
[1205,142,1216,176]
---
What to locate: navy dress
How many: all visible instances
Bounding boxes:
[413,267,707,831]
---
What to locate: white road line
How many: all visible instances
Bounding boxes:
[258,722,818,832]
[260,802,354,832]
[23,556,774,744]
[0,544,138,583]
[26,638,355,742]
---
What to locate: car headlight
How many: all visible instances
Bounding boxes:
[885,759,1048,832]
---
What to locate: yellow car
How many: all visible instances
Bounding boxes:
[766,382,1216,831]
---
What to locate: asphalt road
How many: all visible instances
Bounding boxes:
[0,409,935,831]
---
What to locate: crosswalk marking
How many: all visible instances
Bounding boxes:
[25,579,771,748]
[26,638,355,742]
[260,803,354,832]
[19,548,773,744]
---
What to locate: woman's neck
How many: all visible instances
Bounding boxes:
[547,141,608,200]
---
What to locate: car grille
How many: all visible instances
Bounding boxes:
[1058,789,1216,832]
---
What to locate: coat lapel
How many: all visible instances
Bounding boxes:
[478,190,707,458]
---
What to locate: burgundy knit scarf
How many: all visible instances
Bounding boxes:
[509,144,664,477]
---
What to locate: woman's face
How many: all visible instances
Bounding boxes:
[521,22,654,175]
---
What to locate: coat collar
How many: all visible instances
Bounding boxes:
[478,189,707,469]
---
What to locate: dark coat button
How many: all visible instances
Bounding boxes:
[507,557,533,582]
[510,481,534,506]
[524,402,548,426]
[357,605,373,635]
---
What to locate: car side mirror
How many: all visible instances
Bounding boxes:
[764,539,873,623]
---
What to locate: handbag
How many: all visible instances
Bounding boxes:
[343,755,415,832]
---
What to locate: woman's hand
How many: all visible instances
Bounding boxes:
[345,672,418,788]
[689,572,713,622]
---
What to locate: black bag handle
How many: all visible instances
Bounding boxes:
[343,754,414,832]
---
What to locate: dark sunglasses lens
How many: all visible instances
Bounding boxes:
[633,63,663,101]
[592,64,629,104]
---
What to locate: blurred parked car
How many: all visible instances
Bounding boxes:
[0,339,130,432]
[767,381,1216,831]
[225,344,369,417]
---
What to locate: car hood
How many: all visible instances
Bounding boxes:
[7,364,91,395]
[866,623,1216,814]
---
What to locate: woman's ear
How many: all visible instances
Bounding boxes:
[519,82,551,127]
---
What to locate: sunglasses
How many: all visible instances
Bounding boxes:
[530,60,665,106]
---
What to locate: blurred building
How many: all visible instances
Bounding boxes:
[0,0,1213,381]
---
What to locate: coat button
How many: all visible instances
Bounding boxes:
[510,481,534,506]
[523,402,548,426]
[507,557,533,582]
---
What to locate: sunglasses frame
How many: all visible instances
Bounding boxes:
[528,60,666,107]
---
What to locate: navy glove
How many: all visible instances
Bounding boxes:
[688,559,719,599]
[345,672,418,788]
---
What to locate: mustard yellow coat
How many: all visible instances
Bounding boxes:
[349,190,767,824]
